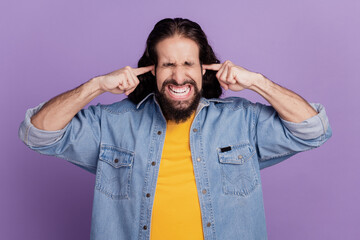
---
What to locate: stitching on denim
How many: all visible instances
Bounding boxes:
[79,106,102,150]
[218,144,259,197]
[101,106,140,115]
[224,182,260,198]
[138,114,164,239]
[259,150,296,161]
[189,116,206,235]
[136,93,154,108]
[259,141,324,162]
[95,158,102,189]
[146,122,161,228]
[317,115,326,143]
[189,118,206,236]
[25,125,31,146]
[56,154,97,171]
[218,147,255,165]
[213,99,251,111]
[100,144,135,156]
[94,158,132,200]
[194,114,217,239]
[99,147,134,168]
[253,103,262,147]
[95,185,129,200]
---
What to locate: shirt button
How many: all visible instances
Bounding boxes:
[202,189,207,194]
[207,222,211,227]
[143,225,148,230]
[146,193,151,198]
[157,131,162,135]
[151,161,156,166]
[238,155,243,159]
[114,159,119,163]
[196,157,201,162]
[193,128,198,132]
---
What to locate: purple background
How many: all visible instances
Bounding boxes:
[1,0,359,239]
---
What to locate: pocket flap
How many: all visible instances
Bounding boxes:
[99,144,134,168]
[218,143,255,164]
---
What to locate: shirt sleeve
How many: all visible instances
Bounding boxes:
[254,102,332,169]
[18,102,102,174]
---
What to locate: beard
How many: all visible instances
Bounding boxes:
[155,79,201,123]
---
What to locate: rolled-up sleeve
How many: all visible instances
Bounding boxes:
[18,102,69,147]
[279,103,330,140]
[18,102,102,174]
[255,102,332,169]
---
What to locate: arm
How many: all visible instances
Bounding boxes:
[31,78,104,131]
[203,60,331,169]
[248,75,317,123]
[19,65,154,173]
[31,65,154,131]
[203,60,316,123]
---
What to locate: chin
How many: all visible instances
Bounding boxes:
[169,98,193,109]
[155,90,201,123]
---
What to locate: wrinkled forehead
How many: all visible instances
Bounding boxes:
[155,36,200,64]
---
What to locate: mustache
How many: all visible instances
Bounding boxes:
[162,79,197,87]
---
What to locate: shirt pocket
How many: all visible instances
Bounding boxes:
[217,142,259,197]
[95,144,134,200]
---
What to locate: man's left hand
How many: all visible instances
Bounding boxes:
[203,60,260,91]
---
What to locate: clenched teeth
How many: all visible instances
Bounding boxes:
[169,85,190,95]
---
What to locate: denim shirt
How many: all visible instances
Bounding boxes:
[19,94,332,240]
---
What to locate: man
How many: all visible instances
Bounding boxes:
[19,18,332,240]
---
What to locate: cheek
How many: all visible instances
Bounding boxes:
[155,70,163,89]
[156,70,171,88]
[156,78,164,91]
[191,70,203,89]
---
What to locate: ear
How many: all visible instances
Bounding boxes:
[202,67,206,76]
[151,67,155,76]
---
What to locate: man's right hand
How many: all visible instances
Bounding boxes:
[97,65,154,95]
[31,65,154,131]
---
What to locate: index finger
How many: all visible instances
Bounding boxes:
[202,64,222,71]
[133,65,154,76]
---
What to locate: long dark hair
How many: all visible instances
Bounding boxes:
[128,18,222,104]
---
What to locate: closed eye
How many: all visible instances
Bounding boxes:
[163,63,175,67]
[162,62,194,67]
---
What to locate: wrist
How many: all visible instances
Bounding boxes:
[88,76,106,94]
[248,73,270,92]
[74,77,105,102]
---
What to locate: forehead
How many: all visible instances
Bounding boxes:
[155,36,200,62]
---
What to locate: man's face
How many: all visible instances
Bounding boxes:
[152,35,206,122]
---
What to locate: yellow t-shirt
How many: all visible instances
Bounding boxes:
[150,113,204,240]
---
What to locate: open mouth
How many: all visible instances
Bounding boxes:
[167,84,192,99]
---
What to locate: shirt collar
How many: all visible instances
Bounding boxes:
[136,93,155,109]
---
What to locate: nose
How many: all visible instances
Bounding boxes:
[172,66,187,84]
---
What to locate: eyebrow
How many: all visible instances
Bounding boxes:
[162,61,194,66]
